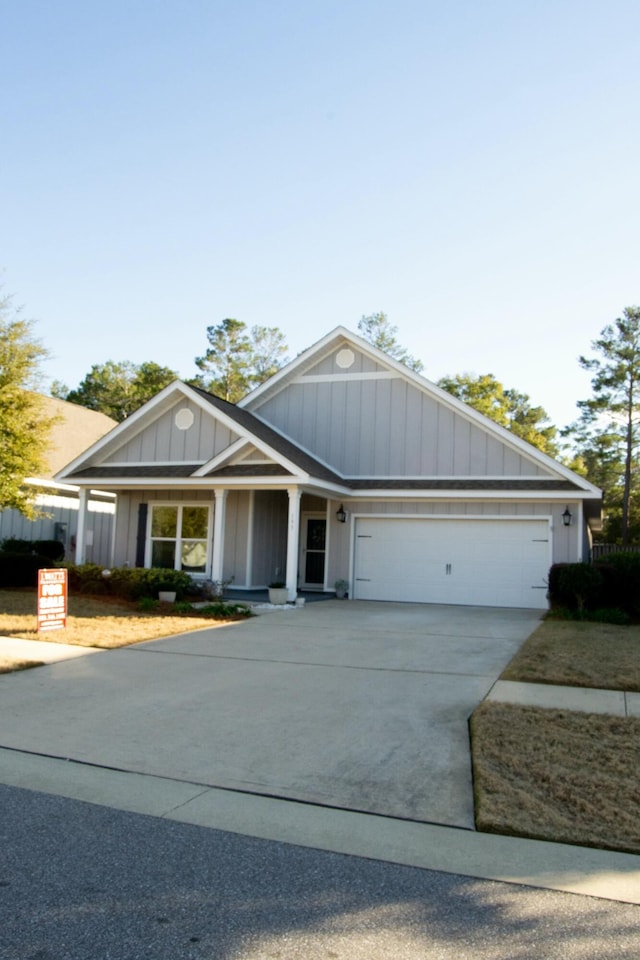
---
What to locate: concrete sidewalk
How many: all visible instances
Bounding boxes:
[0,635,105,665]
[2,746,640,905]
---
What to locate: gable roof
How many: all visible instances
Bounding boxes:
[241,326,602,497]
[55,330,601,507]
[34,394,117,478]
[57,380,346,490]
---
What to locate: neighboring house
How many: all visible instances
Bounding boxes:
[0,395,117,564]
[56,328,602,609]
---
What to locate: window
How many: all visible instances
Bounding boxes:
[148,504,211,574]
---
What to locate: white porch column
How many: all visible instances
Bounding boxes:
[211,489,228,584]
[286,488,302,601]
[75,488,89,564]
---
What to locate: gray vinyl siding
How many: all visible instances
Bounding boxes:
[257,378,555,479]
[104,400,238,464]
[221,491,249,584]
[251,491,288,585]
[0,493,114,566]
[112,490,215,568]
[326,499,351,590]
[302,350,387,376]
[114,489,314,584]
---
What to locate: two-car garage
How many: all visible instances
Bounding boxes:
[352,516,551,609]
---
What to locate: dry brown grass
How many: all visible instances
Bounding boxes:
[471,701,640,854]
[0,589,243,650]
[500,618,640,691]
[0,658,44,674]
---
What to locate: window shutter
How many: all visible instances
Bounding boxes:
[135,503,148,568]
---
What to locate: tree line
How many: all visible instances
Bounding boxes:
[2,293,639,544]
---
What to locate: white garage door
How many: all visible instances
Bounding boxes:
[353,517,550,609]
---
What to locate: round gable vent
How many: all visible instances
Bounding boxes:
[175,408,194,430]
[336,348,355,369]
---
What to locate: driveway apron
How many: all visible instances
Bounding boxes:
[0,601,541,829]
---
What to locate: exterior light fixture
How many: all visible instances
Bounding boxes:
[562,507,572,527]
[336,504,347,523]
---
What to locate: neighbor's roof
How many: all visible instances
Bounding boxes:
[36,394,118,478]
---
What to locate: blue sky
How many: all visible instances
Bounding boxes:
[2,0,638,430]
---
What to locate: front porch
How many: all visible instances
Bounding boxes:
[75,487,350,603]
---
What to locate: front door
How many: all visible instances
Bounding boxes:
[299,514,326,589]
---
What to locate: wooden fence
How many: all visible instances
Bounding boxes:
[592,543,640,561]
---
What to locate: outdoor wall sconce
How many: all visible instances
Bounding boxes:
[562,507,573,527]
[336,504,347,523]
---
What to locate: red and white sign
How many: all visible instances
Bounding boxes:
[37,568,68,632]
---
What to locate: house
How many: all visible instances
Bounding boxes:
[0,395,117,564]
[55,327,602,609]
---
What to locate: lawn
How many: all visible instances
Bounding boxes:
[500,618,640,691]
[471,617,640,855]
[0,589,249,657]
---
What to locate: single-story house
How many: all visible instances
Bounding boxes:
[56,327,602,609]
[0,395,116,564]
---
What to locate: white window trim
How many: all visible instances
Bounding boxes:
[145,502,213,577]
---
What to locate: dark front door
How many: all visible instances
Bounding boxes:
[301,515,326,588]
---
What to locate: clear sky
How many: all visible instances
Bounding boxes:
[2,0,638,431]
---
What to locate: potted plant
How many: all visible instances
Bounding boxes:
[268,581,288,605]
[334,578,349,599]
[157,582,177,603]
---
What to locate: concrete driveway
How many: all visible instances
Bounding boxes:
[0,601,541,829]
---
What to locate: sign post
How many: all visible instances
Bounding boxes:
[37,568,68,633]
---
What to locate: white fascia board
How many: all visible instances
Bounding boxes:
[193,438,251,476]
[241,326,601,497]
[62,476,310,491]
[61,475,352,496]
[24,477,117,500]
[343,489,598,501]
[25,476,82,493]
[342,474,567,482]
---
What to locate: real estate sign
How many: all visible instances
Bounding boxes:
[37,568,68,632]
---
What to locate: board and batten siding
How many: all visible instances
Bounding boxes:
[257,377,554,479]
[113,490,214,569]
[250,491,288,586]
[103,400,238,465]
[113,489,292,585]
[0,492,114,566]
[221,491,250,585]
[303,350,387,376]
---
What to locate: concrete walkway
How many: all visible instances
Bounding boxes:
[1,602,640,905]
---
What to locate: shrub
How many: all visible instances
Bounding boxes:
[61,563,192,601]
[198,602,252,618]
[33,540,65,561]
[548,563,603,611]
[0,537,33,554]
[137,596,159,612]
[594,552,640,616]
[0,537,64,561]
[63,563,110,593]
[589,607,630,626]
[0,553,52,588]
[547,605,630,625]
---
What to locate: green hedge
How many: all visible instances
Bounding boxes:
[595,552,640,616]
[548,553,640,617]
[61,564,193,600]
[0,553,53,587]
[0,538,65,561]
